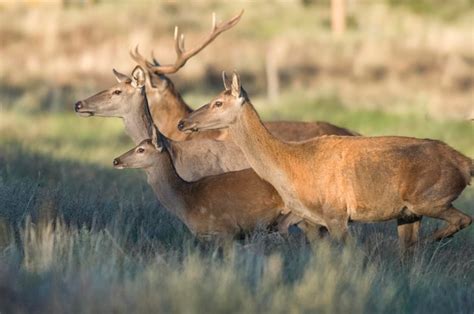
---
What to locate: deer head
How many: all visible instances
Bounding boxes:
[178,72,246,132]
[74,66,147,117]
[113,126,165,169]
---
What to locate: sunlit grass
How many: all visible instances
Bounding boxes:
[0,98,473,312]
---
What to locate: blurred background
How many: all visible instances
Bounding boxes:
[1,0,473,166]
[0,0,473,118]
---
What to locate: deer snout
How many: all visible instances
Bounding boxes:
[177,120,185,131]
[177,119,198,133]
[75,100,95,117]
[112,158,124,169]
[74,101,83,112]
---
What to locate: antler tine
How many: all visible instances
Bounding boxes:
[148,9,244,75]
[179,33,185,53]
[130,45,151,70]
[212,12,216,30]
[150,50,159,66]
[173,26,180,56]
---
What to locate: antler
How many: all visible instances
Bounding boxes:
[147,10,244,75]
[130,45,152,69]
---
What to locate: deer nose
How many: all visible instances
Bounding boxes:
[113,158,120,166]
[177,120,185,131]
[75,101,83,112]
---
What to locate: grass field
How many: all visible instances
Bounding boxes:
[0,1,473,312]
[0,93,473,313]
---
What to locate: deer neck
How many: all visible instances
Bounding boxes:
[144,152,189,222]
[229,102,291,187]
[147,81,193,141]
[122,93,152,145]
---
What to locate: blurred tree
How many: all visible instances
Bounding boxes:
[265,40,286,102]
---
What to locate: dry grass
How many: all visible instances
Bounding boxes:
[0,101,473,313]
[1,2,473,312]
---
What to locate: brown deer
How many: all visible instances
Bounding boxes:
[112,127,319,240]
[75,66,321,239]
[179,72,473,247]
[128,11,359,142]
[75,66,250,180]
[73,11,354,239]
[74,63,357,184]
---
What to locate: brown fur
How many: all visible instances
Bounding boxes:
[75,68,250,180]
[76,68,317,238]
[113,139,286,239]
[149,74,358,142]
[180,73,472,245]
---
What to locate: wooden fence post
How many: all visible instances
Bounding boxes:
[331,0,346,37]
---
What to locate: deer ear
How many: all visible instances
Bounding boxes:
[131,66,146,88]
[151,126,165,152]
[231,71,241,98]
[222,71,230,91]
[113,69,131,83]
[151,125,159,148]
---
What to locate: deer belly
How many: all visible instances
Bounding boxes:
[300,182,405,223]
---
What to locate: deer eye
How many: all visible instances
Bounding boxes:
[214,101,223,108]
[113,90,122,95]
[137,148,145,153]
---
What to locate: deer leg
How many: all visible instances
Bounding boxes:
[209,236,234,258]
[397,216,422,252]
[275,213,301,236]
[428,206,471,242]
[326,219,349,243]
[297,220,328,243]
[276,214,327,243]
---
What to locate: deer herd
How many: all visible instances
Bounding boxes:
[75,11,472,252]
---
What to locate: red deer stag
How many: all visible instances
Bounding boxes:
[128,10,359,142]
[75,67,321,239]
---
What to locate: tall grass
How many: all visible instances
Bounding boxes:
[1,97,473,313]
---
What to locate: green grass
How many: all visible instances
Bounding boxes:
[259,93,474,156]
[0,98,473,313]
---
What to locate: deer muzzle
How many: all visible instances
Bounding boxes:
[177,119,198,133]
[74,100,95,117]
[112,158,125,169]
